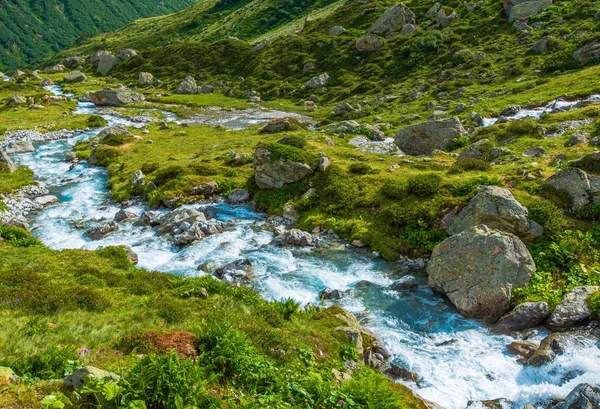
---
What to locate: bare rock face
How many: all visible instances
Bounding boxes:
[427,225,536,323]
[253,147,314,189]
[395,117,466,156]
[176,76,198,94]
[0,151,18,173]
[368,4,415,37]
[542,168,593,213]
[96,52,120,75]
[491,301,550,334]
[554,384,600,409]
[546,286,599,331]
[444,186,543,243]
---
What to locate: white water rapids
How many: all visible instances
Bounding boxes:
[6,85,600,409]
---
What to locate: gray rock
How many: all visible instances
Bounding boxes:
[491,302,551,334]
[356,34,384,51]
[227,189,250,204]
[546,286,599,331]
[531,36,551,54]
[368,4,416,37]
[259,118,294,133]
[95,125,133,145]
[138,72,154,86]
[329,25,346,36]
[47,64,65,73]
[436,8,457,27]
[63,56,85,68]
[427,225,536,323]
[96,52,120,75]
[134,211,162,227]
[0,151,18,172]
[198,84,214,94]
[64,366,119,389]
[272,228,314,247]
[572,41,600,63]
[500,105,521,116]
[522,146,545,157]
[89,88,145,106]
[570,151,600,173]
[63,70,87,83]
[85,221,119,240]
[444,186,543,242]
[191,181,218,196]
[156,208,206,236]
[122,245,138,265]
[318,156,331,172]
[305,73,330,89]
[325,120,361,134]
[509,0,552,21]
[253,147,314,189]
[118,49,137,61]
[5,141,35,154]
[130,170,145,186]
[566,131,590,147]
[113,209,137,223]
[320,287,344,300]
[176,76,198,94]
[400,23,416,35]
[527,332,569,366]
[6,95,27,105]
[458,139,493,160]
[40,78,54,86]
[556,383,600,409]
[283,203,299,222]
[506,341,538,359]
[543,168,592,213]
[426,3,441,16]
[32,195,59,207]
[303,62,316,73]
[390,275,418,291]
[395,117,467,156]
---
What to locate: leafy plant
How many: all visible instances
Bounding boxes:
[406,174,442,198]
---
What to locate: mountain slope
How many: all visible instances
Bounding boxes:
[0,0,200,71]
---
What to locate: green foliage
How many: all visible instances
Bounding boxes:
[86,115,108,128]
[1,347,78,379]
[446,136,471,152]
[262,142,319,167]
[317,165,358,214]
[406,174,442,198]
[348,162,372,175]
[97,246,135,269]
[451,176,502,197]
[380,180,405,200]
[527,198,566,236]
[92,146,122,167]
[450,158,491,173]
[0,224,42,247]
[588,291,600,315]
[278,134,307,149]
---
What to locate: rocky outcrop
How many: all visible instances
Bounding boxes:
[227,189,251,204]
[368,4,415,37]
[572,41,600,63]
[138,72,154,86]
[176,76,198,94]
[0,151,17,172]
[436,8,456,28]
[546,286,599,331]
[191,181,218,196]
[6,96,27,105]
[444,186,543,242]
[491,301,550,334]
[427,225,536,323]
[130,170,145,186]
[390,275,418,291]
[89,88,145,106]
[63,56,85,68]
[570,151,600,173]
[305,73,330,89]
[506,0,552,21]
[96,52,120,75]
[356,34,384,52]
[95,125,133,144]
[63,71,87,83]
[154,207,227,246]
[395,117,467,156]
[253,147,314,189]
[554,383,600,409]
[272,228,315,247]
[458,139,493,160]
[5,141,35,154]
[542,168,594,213]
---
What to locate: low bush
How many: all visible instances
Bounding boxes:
[348,162,372,175]
[527,198,566,235]
[119,330,199,358]
[86,115,108,128]
[406,174,442,198]
[380,180,406,200]
[277,134,307,149]
[1,347,78,379]
[449,158,490,173]
[0,224,42,247]
[451,176,502,197]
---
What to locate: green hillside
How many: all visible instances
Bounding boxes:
[0,0,200,71]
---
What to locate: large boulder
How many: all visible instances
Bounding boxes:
[95,125,134,144]
[427,225,536,323]
[63,70,87,83]
[5,141,35,154]
[138,72,154,86]
[542,168,593,213]
[570,151,600,174]
[329,25,346,36]
[458,139,494,160]
[527,332,569,367]
[253,147,314,189]
[395,117,466,156]
[259,118,295,133]
[546,286,599,331]
[96,52,120,75]
[89,88,145,106]
[356,34,384,52]
[176,76,198,94]
[445,186,543,242]
[325,120,361,134]
[491,301,551,334]
[63,56,85,68]
[64,366,119,389]
[554,384,600,409]
[305,73,330,89]
[508,0,552,21]
[368,4,415,37]
[572,41,600,63]
[0,151,17,172]
[90,50,109,64]
[436,8,456,28]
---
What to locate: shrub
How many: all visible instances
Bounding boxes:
[527,198,566,235]
[152,165,187,186]
[86,115,108,128]
[0,224,42,247]
[91,145,121,167]
[173,276,227,298]
[348,162,372,175]
[1,347,78,379]
[141,162,160,174]
[152,296,188,325]
[380,180,405,200]
[450,158,490,173]
[318,166,358,214]
[97,246,134,269]
[451,176,502,197]
[260,142,319,167]
[119,330,199,358]
[589,291,600,315]
[71,287,111,312]
[277,134,307,149]
[406,174,442,198]
[446,135,470,152]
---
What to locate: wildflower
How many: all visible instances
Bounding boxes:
[338,399,345,406]
[270,348,275,352]
[288,398,295,403]
[115,350,120,355]
[279,349,286,355]
[78,348,90,356]
[291,346,297,351]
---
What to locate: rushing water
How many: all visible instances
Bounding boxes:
[8,86,600,409]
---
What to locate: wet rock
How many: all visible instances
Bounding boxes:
[506,341,538,359]
[32,195,59,207]
[384,362,418,382]
[63,70,87,83]
[5,141,35,154]
[253,147,314,189]
[40,78,54,86]
[500,105,521,116]
[554,383,600,409]
[467,398,512,409]
[259,118,295,133]
[546,286,599,331]
[428,225,536,323]
[214,259,253,282]
[97,52,120,75]
[138,72,154,86]
[85,221,119,240]
[113,209,137,223]
[272,228,314,247]
[368,4,415,37]
[89,88,145,106]
[542,168,592,213]
[122,245,139,265]
[320,287,345,300]
[191,181,218,196]
[390,275,418,291]
[572,41,600,63]
[156,208,205,236]
[305,73,330,89]
[64,366,119,389]
[356,34,384,52]
[395,117,466,156]
[130,170,145,186]
[444,186,543,243]
[0,151,18,173]
[527,332,569,366]
[491,301,550,334]
[227,189,250,204]
[134,211,162,227]
[282,203,298,223]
